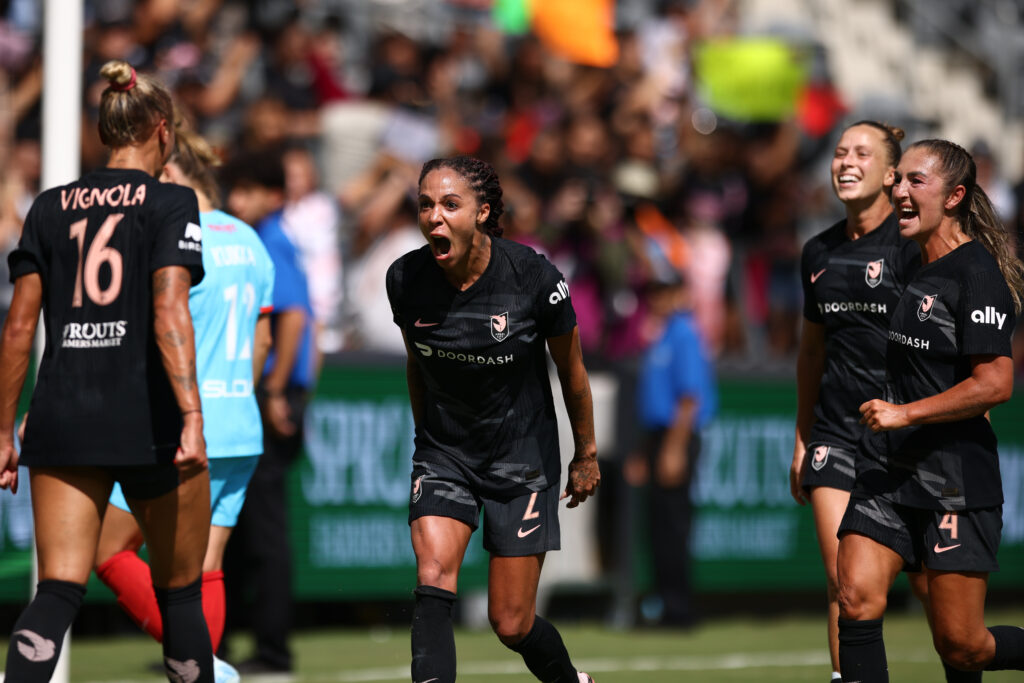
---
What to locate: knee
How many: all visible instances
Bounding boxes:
[837,579,887,621]
[489,606,533,647]
[933,630,990,671]
[417,559,457,593]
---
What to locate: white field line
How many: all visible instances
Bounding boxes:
[82,647,940,683]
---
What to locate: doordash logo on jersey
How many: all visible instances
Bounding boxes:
[971,306,1007,330]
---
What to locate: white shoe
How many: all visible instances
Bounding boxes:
[578,673,594,683]
[213,655,240,683]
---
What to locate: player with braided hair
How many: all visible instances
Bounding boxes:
[387,156,599,683]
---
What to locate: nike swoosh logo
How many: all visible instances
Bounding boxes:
[934,543,961,553]
[517,524,541,538]
[415,679,440,683]
[810,268,826,283]
[414,319,439,328]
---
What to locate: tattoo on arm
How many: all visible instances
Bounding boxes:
[161,330,187,347]
[152,271,171,296]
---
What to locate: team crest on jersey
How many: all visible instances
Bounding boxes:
[491,312,510,342]
[411,476,424,504]
[917,294,937,322]
[865,259,883,288]
[811,445,829,471]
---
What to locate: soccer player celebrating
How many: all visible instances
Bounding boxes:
[93,123,274,683]
[839,139,1024,681]
[0,61,213,681]
[790,120,942,682]
[386,156,600,683]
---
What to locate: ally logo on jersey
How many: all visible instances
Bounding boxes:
[970,305,1008,330]
[548,279,570,305]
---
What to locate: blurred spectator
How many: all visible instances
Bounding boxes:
[624,249,717,628]
[221,146,316,677]
[339,154,423,353]
[282,144,345,354]
[972,138,1017,229]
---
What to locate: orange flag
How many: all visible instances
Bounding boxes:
[531,0,618,68]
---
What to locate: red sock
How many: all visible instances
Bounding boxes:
[202,569,225,651]
[95,550,163,641]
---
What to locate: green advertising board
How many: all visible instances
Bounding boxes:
[1,359,1023,602]
[287,357,489,600]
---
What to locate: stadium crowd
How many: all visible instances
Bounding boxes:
[2,1,1023,368]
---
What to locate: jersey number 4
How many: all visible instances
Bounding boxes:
[69,215,124,307]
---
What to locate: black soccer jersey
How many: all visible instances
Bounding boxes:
[860,240,1014,510]
[9,168,203,467]
[801,213,920,450]
[386,237,577,495]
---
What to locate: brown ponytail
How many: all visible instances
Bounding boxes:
[908,139,1024,313]
[169,116,223,209]
[97,60,174,149]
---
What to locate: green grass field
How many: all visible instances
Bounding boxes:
[5,607,1024,682]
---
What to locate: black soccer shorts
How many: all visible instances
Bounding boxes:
[408,459,561,557]
[801,443,857,493]
[107,462,181,500]
[839,491,1001,573]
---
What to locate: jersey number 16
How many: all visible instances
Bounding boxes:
[69,215,124,307]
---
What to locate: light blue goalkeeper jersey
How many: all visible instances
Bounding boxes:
[192,209,275,458]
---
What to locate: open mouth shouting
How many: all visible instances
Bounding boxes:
[897,205,919,226]
[431,235,452,260]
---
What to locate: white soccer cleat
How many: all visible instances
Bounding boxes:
[578,673,594,683]
[213,655,241,683]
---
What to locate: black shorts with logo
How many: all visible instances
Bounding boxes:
[839,491,1001,573]
[409,458,561,557]
[801,443,857,493]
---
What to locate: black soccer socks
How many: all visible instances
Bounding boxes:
[942,660,982,682]
[5,580,85,682]
[838,617,888,682]
[411,585,457,683]
[507,614,578,683]
[154,578,214,683]
[985,625,1024,670]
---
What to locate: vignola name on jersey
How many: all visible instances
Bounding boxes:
[60,184,147,211]
[817,301,888,314]
[62,320,128,348]
[414,342,513,365]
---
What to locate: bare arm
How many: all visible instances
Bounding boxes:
[790,319,825,504]
[656,395,698,488]
[547,327,600,508]
[152,265,205,475]
[252,313,272,385]
[261,308,307,437]
[0,274,42,492]
[860,354,1013,431]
